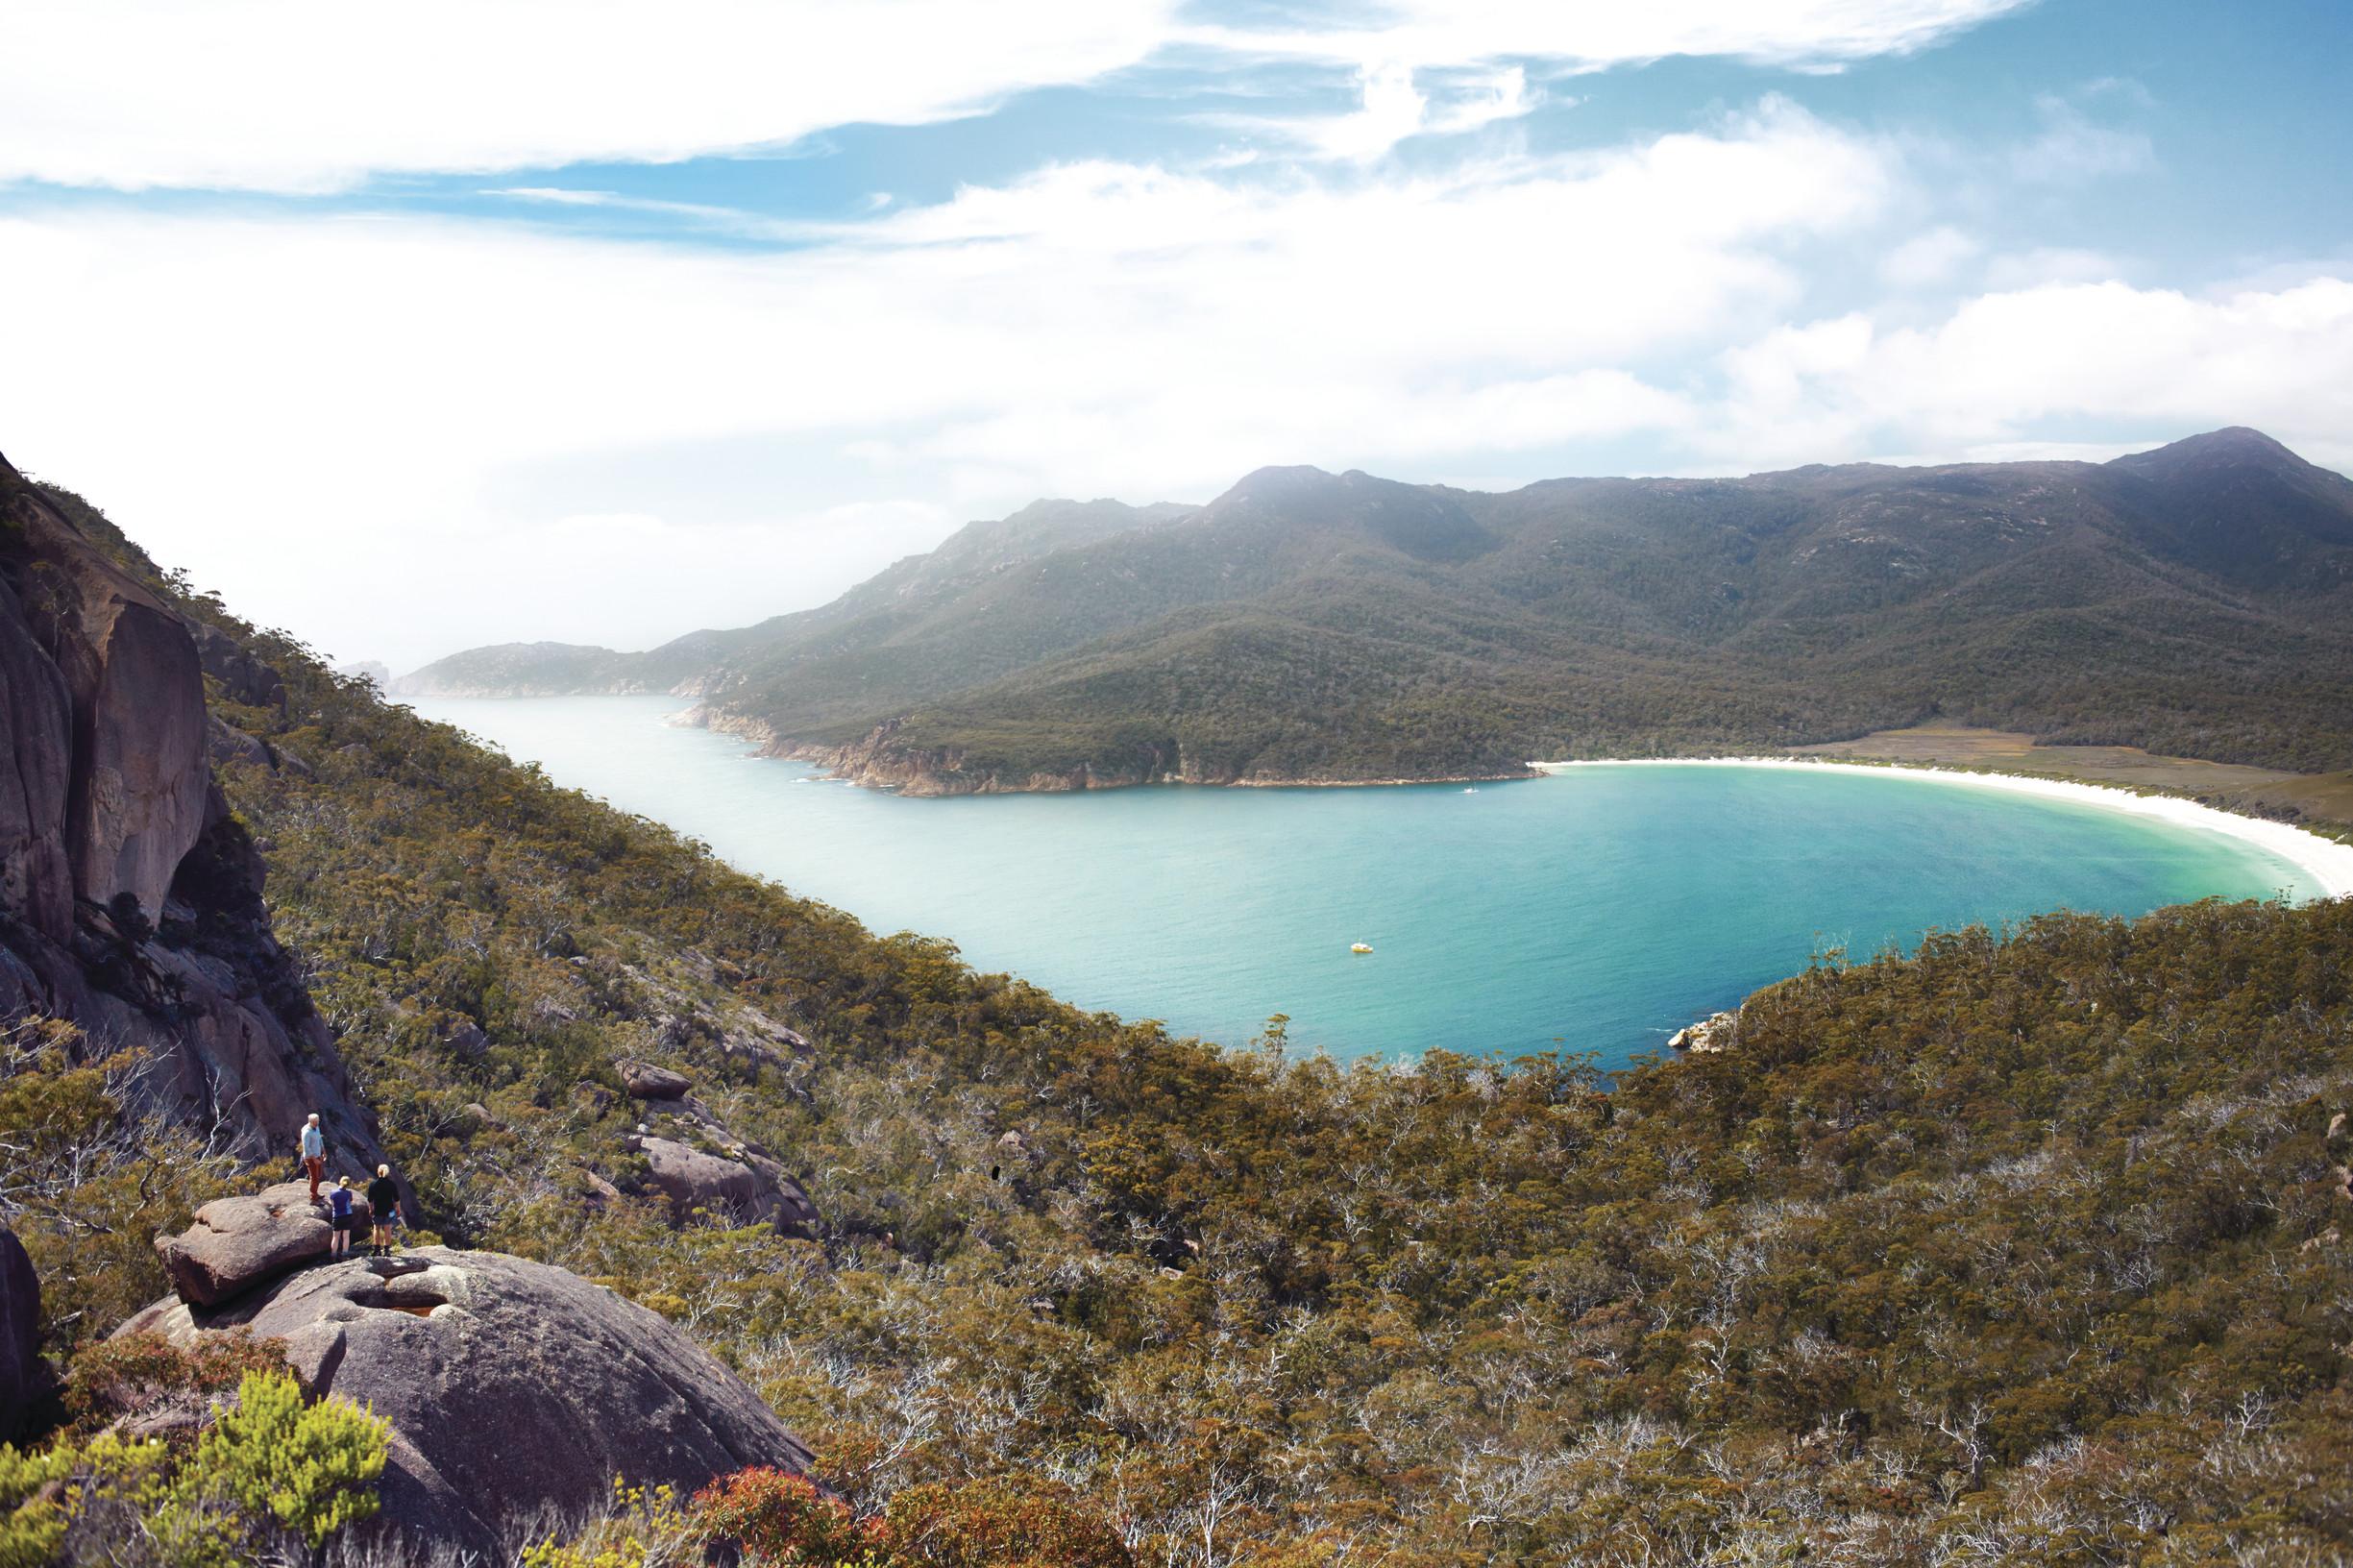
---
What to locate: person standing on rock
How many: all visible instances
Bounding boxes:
[329,1177,356,1258]
[367,1165,401,1255]
[301,1113,327,1202]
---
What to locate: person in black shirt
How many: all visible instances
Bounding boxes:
[366,1164,402,1255]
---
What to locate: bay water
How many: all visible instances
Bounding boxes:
[407,695,2316,1067]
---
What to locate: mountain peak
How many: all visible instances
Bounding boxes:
[2108,426,2311,478]
[1199,463,1500,563]
[1214,465,1342,506]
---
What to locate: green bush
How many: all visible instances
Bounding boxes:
[0,1443,77,1568]
[0,1369,388,1566]
[197,1369,388,1550]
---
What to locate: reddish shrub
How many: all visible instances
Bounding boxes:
[64,1329,291,1435]
[883,1477,1131,1568]
[693,1466,881,1565]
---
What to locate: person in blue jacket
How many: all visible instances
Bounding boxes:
[327,1177,356,1258]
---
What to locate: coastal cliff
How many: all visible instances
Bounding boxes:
[0,455,393,1179]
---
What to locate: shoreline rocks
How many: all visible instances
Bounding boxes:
[1667,1010,1740,1054]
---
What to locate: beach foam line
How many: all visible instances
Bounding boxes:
[1529,756,2353,901]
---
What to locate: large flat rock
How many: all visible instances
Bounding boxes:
[154,1181,375,1308]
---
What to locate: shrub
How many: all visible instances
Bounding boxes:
[196,1368,389,1549]
[883,1478,1131,1568]
[521,1479,700,1568]
[0,1442,77,1568]
[0,1370,388,1566]
[693,1467,881,1565]
[64,1330,291,1436]
[690,1469,1130,1568]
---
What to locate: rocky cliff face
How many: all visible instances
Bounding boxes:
[0,453,391,1184]
[0,1228,47,1440]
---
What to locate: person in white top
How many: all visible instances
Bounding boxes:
[300,1113,326,1203]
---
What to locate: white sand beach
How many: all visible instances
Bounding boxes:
[1531,757,2353,901]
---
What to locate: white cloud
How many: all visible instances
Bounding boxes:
[1983,246,2126,289]
[453,502,953,658]
[0,102,1885,664]
[1713,279,2353,470]
[484,187,761,228]
[1312,62,1432,161]
[1428,67,1540,137]
[1188,0,2037,75]
[0,0,1183,192]
[1879,225,1981,286]
[2010,92,2155,184]
[1271,62,1540,161]
[0,0,2028,191]
[1955,438,2170,463]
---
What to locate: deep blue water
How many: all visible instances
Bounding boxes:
[407,695,2316,1067]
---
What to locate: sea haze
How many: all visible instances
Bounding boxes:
[406,694,2317,1066]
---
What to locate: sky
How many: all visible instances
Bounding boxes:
[4,1,2352,672]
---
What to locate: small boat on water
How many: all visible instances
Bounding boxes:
[1351,942,1373,954]
[1462,787,1480,794]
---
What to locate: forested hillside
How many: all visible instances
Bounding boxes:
[401,428,2353,791]
[11,473,2351,1563]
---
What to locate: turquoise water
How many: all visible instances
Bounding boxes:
[405,696,2317,1067]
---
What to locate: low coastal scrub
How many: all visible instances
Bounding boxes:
[527,1469,1131,1568]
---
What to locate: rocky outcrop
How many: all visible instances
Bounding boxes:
[154,1180,377,1308]
[118,1248,815,1558]
[204,715,273,772]
[0,454,393,1185]
[617,1058,691,1100]
[189,620,285,713]
[632,1136,819,1235]
[0,1228,48,1441]
[1667,1011,1739,1054]
[615,960,814,1073]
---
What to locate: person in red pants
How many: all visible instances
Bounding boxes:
[301,1113,326,1202]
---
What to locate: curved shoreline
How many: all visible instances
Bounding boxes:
[1531,756,2353,901]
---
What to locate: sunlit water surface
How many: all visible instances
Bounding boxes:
[406,695,2316,1067]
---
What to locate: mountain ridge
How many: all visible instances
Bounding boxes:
[399,429,2353,789]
